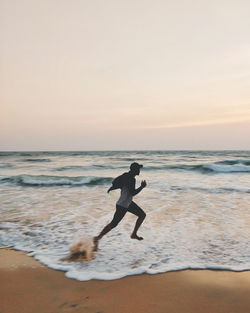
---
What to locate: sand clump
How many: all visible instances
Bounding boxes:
[62,237,95,262]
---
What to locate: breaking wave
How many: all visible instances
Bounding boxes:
[202,161,250,173]
[145,160,250,173]
[0,174,112,187]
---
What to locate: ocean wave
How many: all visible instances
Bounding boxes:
[170,185,250,194]
[216,159,250,166]
[144,160,250,173]
[0,174,112,187]
[54,164,127,171]
[0,152,50,157]
[55,166,88,171]
[145,164,200,171]
[0,163,13,168]
[20,158,52,162]
[114,157,149,161]
[43,162,250,173]
[202,162,250,173]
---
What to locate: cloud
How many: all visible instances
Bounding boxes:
[143,114,250,129]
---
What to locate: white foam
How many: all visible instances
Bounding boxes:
[203,163,250,172]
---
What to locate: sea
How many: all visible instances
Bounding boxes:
[0,150,249,281]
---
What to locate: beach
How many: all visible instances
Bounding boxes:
[1,249,250,313]
[1,151,250,312]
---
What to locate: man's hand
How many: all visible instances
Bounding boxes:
[141,180,147,188]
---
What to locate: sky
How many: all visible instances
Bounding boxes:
[1,0,250,150]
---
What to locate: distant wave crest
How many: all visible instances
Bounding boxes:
[20,158,52,162]
[54,164,127,171]
[202,160,250,173]
[145,160,250,173]
[170,185,250,194]
[55,166,90,171]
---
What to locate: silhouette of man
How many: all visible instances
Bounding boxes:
[94,162,147,247]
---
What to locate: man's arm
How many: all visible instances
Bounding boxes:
[128,178,147,196]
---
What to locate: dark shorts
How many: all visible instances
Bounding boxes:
[110,201,145,228]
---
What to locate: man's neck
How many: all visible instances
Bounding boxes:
[128,171,136,178]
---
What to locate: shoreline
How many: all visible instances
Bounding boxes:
[1,249,250,313]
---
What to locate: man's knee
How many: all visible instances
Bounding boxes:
[140,212,146,220]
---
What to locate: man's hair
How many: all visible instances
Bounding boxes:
[130,162,143,171]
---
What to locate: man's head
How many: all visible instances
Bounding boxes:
[130,162,143,176]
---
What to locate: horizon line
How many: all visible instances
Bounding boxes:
[1,149,250,152]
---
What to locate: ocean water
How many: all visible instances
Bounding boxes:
[0,150,249,280]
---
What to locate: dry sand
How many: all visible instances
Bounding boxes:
[1,248,250,313]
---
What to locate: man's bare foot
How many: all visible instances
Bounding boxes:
[131,234,144,240]
[93,237,99,251]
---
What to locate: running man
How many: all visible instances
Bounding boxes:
[94,162,147,247]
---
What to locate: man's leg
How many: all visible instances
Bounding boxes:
[127,201,146,240]
[94,205,127,248]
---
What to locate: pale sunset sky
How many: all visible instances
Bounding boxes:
[1,0,250,150]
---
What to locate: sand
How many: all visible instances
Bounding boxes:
[1,249,250,313]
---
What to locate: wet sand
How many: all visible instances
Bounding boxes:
[1,249,250,313]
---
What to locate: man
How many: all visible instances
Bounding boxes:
[94,162,147,247]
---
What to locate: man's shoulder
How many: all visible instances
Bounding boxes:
[121,172,133,178]
[122,172,135,183]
